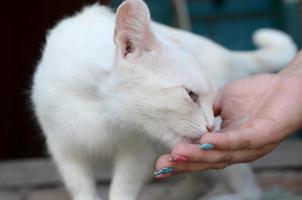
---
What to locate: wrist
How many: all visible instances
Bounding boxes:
[277,74,302,135]
[280,50,302,75]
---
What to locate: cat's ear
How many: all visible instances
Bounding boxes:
[114,0,157,59]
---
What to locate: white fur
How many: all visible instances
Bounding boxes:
[31,1,297,200]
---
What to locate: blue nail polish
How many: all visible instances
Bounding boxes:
[200,143,214,150]
[154,167,174,176]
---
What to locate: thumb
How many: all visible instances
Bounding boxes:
[213,89,223,117]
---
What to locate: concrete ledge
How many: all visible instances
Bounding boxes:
[0,141,301,189]
[0,159,111,189]
[252,140,302,169]
[0,159,61,188]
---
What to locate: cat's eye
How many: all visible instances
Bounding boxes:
[185,88,199,104]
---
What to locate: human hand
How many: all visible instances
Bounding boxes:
[155,72,302,178]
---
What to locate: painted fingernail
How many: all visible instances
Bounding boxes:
[199,143,214,150]
[154,167,174,178]
[170,155,189,162]
[154,172,173,179]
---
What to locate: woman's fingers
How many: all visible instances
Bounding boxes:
[170,143,270,164]
[200,129,254,151]
[170,143,232,163]
[155,147,274,178]
[173,162,228,173]
[155,154,228,178]
[154,154,175,179]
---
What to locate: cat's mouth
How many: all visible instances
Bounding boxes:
[181,136,202,144]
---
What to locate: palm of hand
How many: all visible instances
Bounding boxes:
[216,74,281,135]
[217,73,302,146]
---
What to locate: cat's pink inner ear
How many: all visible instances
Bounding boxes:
[114,0,156,58]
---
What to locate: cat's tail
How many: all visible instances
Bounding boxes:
[231,28,298,73]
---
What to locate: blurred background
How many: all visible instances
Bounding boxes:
[2,0,302,200]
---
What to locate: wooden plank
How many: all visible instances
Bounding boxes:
[25,175,208,200]
[11,171,302,200]
[0,159,61,188]
[0,159,111,188]
[0,141,301,188]
[0,192,23,200]
[257,170,302,195]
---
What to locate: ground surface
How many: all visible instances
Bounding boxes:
[1,141,301,200]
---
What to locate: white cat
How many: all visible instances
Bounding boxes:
[31,0,297,200]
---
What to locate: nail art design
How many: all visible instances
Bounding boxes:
[199,143,214,150]
[154,167,174,177]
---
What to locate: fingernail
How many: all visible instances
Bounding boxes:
[199,143,214,150]
[154,167,174,178]
[170,155,189,162]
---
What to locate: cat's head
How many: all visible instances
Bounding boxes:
[106,0,215,147]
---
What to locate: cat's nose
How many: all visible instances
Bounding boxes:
[206,126,215,133]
